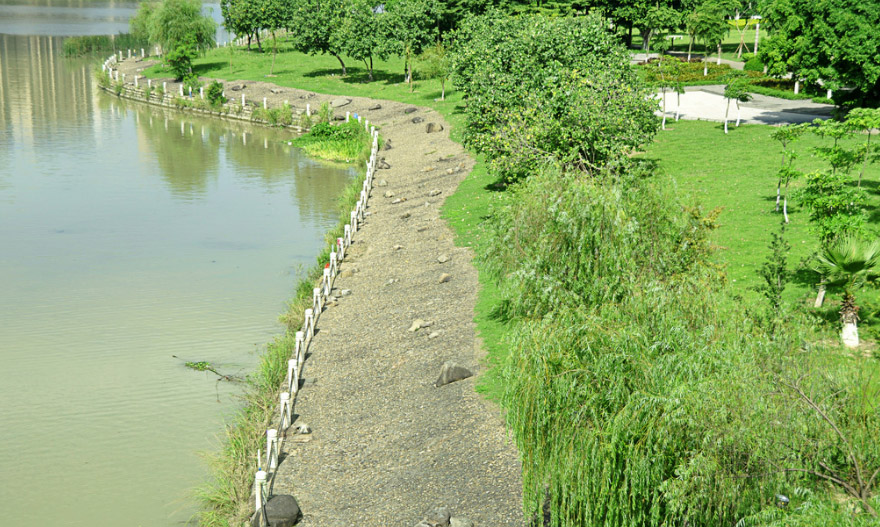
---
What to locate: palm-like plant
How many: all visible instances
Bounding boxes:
[814,237,880,348]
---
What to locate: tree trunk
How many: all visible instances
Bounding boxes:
[776,181,781,211]
[332,53,346,76]
[661,88,667,130]
[675,91,680,121]
[735,100,741,127]
[687,36,693,61]
[815,283,826,308]
[724,98,730,134]
[256,33,262,53]
[626,25,633,48]
[704,62,708,76]
[858,133,873,188]
[783,195,790,223]
[408,62,414,92]
[247,35,252,50]
[841,292,859,348]
[270,33,277,75]
[440,79,445,100]
[363,58,373,81]
[717,43,722,65]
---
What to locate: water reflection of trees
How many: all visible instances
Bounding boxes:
[131,106,221,199]
[128,104,352,213]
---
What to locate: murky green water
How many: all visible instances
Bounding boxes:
[0,8,351,525]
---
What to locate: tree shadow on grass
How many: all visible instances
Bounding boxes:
[303,67,406,86]
[193,61,230,76]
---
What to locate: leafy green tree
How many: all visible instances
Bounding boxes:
[645,40,684,130]
[330,0,385,81]
[638,4,680,56]
[130,1,159,44]
[149,0,216,53]
[288,0,348,75]
[759,0,880,106]
[414,42,451,99]
[769,122,809,222]
[220,0,260,50]
[382,0,441,90]
[165,39,199,79]
[450,13,657,181]
[846,108,880,188]
[814,236,880,348]
[722,72,752,133]
[689,0,728,74]
[256,0,292,74]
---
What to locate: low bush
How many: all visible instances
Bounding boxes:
[205,81,226,108]
[744,56,764,72]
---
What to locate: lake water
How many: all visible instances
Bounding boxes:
[0,4,351,525]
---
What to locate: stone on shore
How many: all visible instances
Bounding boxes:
[250,494,301,527]
[426,122,444,133]
[435,363,473,387]
[331,98,351,107]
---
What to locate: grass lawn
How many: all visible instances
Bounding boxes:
[642,119,880,341]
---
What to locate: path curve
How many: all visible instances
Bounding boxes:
[111,59,525,526]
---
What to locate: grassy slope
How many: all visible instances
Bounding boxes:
[642,119,880,339]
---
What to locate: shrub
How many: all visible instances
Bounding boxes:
[450,13,657,181]
[205,81,225,108]
[744,56,764,72]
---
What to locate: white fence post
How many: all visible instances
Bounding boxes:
[280,392,291,429]
[266,429,278,471]
[304,309,314,340]
[254,470,267,517]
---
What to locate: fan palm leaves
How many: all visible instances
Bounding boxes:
[814,237,880,347]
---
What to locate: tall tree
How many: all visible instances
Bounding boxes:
[220,0,260,50]
[760,0,880,106]
[288,0,349,75]
[330,0,385,81]
[149,0,217,52]
[383,0,441,90]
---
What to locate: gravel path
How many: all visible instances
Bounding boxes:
[114,59,525,527]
